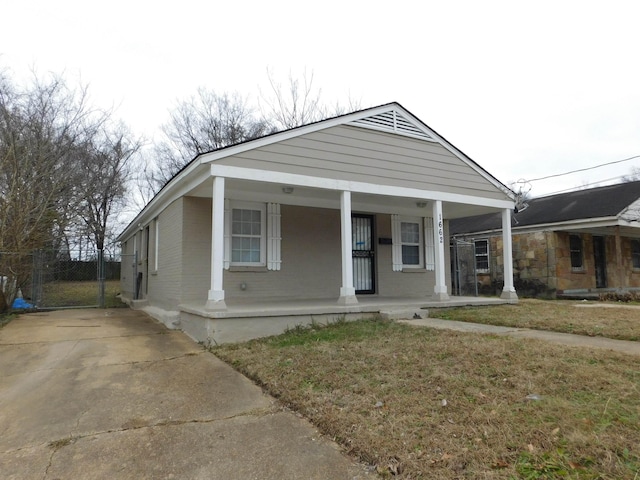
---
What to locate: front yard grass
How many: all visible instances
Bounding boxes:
[430,299,640,341]
[214,318,640,479]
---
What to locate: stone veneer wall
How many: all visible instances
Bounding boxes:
[479,231,640,296]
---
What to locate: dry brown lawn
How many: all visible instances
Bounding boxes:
[214,315,640,479]
[430,299,640,341]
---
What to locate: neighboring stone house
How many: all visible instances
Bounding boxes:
[450,181,640,297]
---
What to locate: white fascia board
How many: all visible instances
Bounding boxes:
[210,164,515,210]
[384,107,516,201]
[117,160,210,241]
[455,216,640,238]
[513,217,621,233]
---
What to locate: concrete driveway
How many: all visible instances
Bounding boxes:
[0,309,371,479]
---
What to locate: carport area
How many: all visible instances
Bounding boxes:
[0,309,369,479]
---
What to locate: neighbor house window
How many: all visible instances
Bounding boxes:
[474,239,489,273]
[230,203,266,266]
[632,239,640,269]
[570,234,583,270]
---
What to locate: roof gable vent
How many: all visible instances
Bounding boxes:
[349,109,434,141]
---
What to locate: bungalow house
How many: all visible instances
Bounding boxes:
[117,103,518,344]
[449,181,640,298]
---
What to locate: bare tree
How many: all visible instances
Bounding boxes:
[146,89,273,193]
[622,166,640,182]
[0,69,138,310]
[77,123,141,252]
[259,67,363,130]
[0,71,109,309]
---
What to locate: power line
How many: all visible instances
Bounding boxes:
[528,154,640,182]
[536,174,630,197]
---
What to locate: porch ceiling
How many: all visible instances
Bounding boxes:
[186,177,504,219]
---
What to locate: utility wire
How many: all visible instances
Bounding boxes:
[537,174,630,197]
[528,154,640,182]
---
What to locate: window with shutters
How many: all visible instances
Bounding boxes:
[230,203,266,266]
[225,201,281,270]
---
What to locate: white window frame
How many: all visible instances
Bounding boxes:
[229,201,267,267]
[391,215,425,271]
[474,239,489,273]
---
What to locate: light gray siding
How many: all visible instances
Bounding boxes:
[216,125,506,200]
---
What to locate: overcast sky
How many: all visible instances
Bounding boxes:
[2,0,639,199]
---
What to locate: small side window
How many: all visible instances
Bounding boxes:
[632,239,640,269]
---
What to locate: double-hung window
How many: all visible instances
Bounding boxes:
[401,220,423,267]
[391,215,436,271]
[231,203,266,266]
[225,201,281,270]
[569,234,583,270]
[474,239,489,273]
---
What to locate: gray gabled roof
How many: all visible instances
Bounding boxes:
[450,180,640,235]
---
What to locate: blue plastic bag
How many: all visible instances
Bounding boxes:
[12,297,33,309]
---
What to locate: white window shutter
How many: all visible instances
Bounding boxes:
[391,214,403,271]
[267,203,281,270]
[424,216,435,271]
[223,199,231,270]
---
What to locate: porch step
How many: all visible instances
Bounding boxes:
[380,309,428,321]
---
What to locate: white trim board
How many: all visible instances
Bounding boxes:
[210,164,515,210]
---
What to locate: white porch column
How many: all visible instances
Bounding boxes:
[206,176,227,310]
[431,200,449,301]
[500,207,518,302]
[338,190,358,305]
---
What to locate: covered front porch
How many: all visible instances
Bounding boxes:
[197,164,519,312]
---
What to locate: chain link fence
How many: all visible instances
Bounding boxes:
[450,240,478,296]
[1,249,121,309]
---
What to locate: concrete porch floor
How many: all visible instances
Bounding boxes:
[141,295,512,345]
[179,295,509,319]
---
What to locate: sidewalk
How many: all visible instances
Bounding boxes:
[0,309,372,479]
[399,317,640,356]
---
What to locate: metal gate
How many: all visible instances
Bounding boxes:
[352,215,375,294]
[450,240,478,296]
[1,249,121,310]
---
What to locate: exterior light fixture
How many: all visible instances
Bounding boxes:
[416,201,427,208]
[282,186,294,194]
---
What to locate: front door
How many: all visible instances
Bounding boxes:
[352,214,375,294]
[593,236,607,288]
